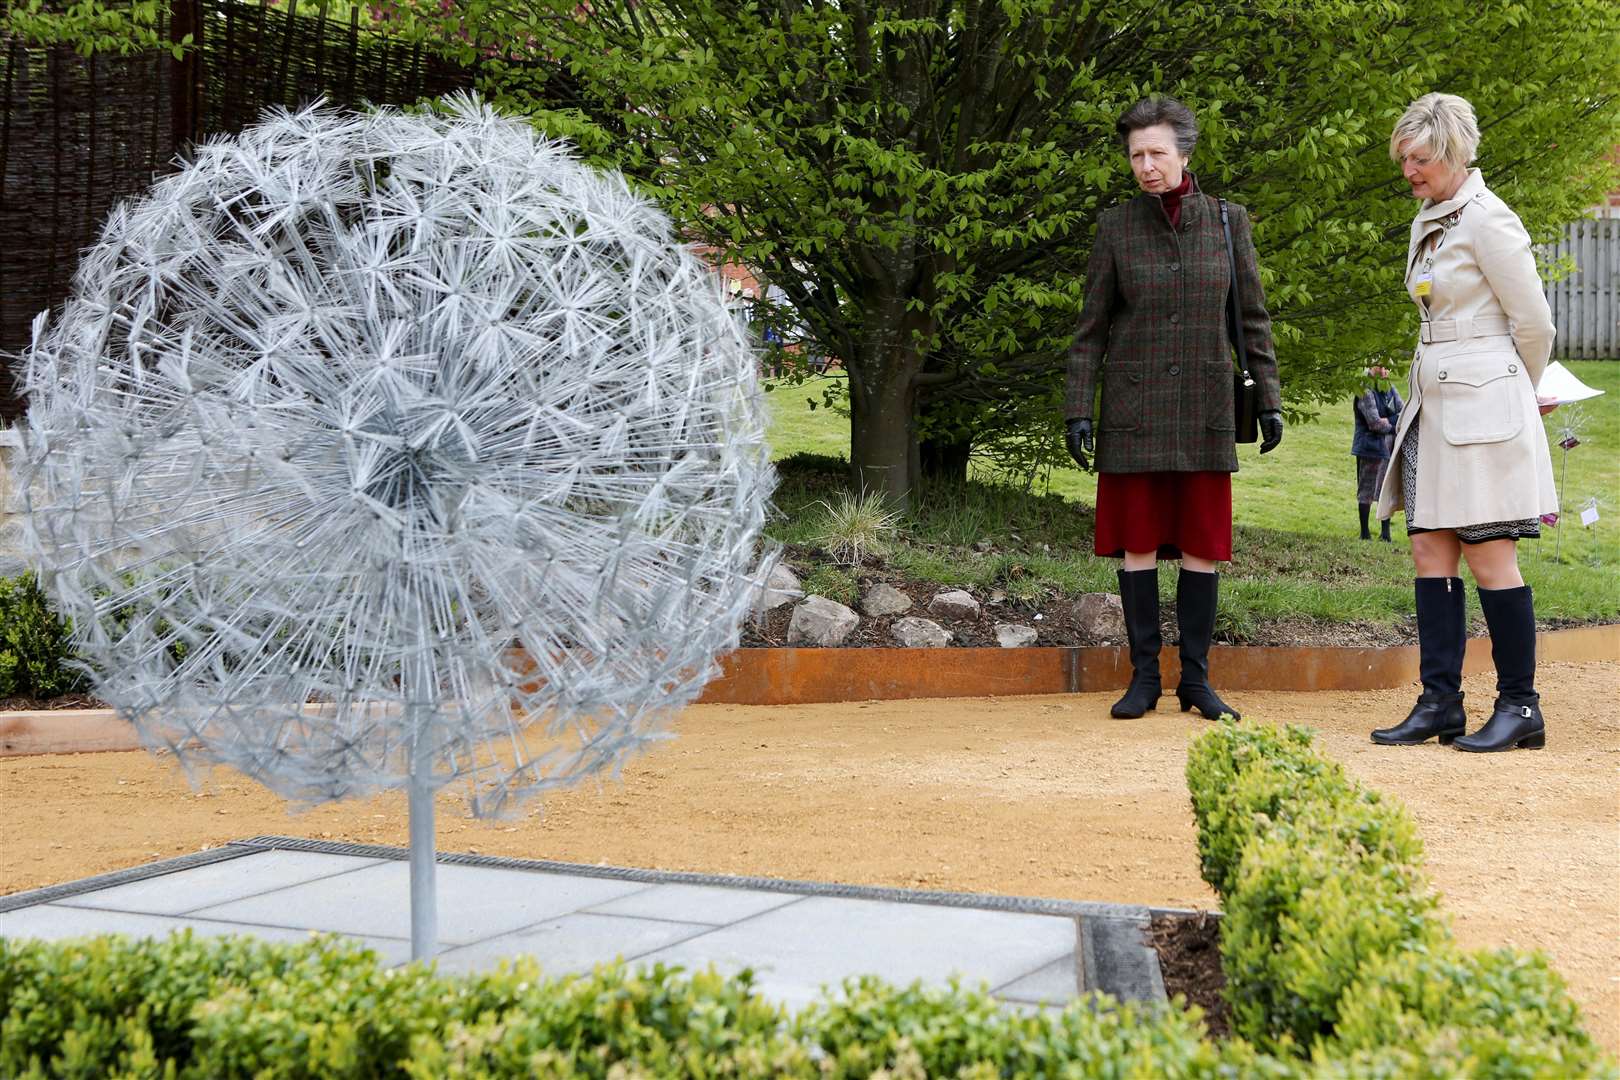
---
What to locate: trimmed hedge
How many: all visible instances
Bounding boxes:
[0,932,1280,1079]
[1186,720,1614,1076]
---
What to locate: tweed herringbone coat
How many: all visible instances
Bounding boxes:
[1065,186,1282,473]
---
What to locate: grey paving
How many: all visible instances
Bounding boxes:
[191,860,648,945]
[436,911,713,977]
[0,901,413,966]
[584,882,801,925]
[634,896,1076,1010]
[0,839,1174,1012]
[55,851,385,916]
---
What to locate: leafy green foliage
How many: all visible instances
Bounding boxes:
[0,572,86,699]
[415,0,1620,502]
[798,565,859,607]
[1185,720,1613,1073]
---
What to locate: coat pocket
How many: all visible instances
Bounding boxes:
[1100,363,1144,432]
[1205,361,1235,432]
[1436,353,1524,445]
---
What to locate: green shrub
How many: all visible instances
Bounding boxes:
[1219,812,1447,1053]
[1322,945,1613,1078]
[0,571,85,699]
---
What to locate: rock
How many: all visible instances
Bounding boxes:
[1074,592,1125,640]
[929,589,981,621]
[786,595,860,646]
[995,623,1039,648]
[860,582,912,617]
[892,616,953,648]
[754,563,803,612]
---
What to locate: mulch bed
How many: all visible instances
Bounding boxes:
[0,692,104,711]
[1145,910,1229,1039]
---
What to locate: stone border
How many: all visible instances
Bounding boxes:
[3,625,1614,755]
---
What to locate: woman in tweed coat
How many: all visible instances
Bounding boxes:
[1064,95,1283,722]
[1370,93,1559,754]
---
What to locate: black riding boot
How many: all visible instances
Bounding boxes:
[1371,577,1466,745]
[1112,568,1162,718]
[1379,517,1392,542]
[1175,569,1238,720]
[1359,502,1372,540]
[1455,585,1545,752]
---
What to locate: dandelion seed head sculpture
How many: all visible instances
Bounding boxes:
[18,96,775,818]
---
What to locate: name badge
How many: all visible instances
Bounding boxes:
[1413,256,1434,297]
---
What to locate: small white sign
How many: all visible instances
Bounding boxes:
[1580,505,1600,527]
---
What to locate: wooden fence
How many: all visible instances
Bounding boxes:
[1545,208,1620,361]
[0,5,475,424]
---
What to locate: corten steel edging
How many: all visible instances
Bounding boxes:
[1,625,1614,756]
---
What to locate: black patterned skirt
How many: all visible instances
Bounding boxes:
[1401,419,1540,543]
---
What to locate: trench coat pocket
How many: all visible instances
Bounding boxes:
[1204,361,1235,431]
[1101,363,1144,432]
[1437,354,1524,445]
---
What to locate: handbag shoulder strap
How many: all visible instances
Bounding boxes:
[1219,197,1250,378]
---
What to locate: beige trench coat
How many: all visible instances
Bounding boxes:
[1377,169,1558,528]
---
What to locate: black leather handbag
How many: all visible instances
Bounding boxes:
[1220,198,1261,444]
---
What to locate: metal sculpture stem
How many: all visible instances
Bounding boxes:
[408,716,437,961]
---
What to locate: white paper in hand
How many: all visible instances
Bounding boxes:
[1537,361,1605,405]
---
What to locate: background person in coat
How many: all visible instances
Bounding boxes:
[1371,92,1559,754]
[1064,95,1283,722]
[1352,365,1403,541]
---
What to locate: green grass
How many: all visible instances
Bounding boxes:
[762,362,1620,637]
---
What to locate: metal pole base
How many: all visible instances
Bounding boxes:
[407,777,437,962]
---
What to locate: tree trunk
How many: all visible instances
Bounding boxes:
[849,368,916,509]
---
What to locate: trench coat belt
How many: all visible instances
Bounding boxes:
[1418,315,1512,344]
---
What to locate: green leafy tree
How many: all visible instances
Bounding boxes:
[433,0,1617,505]
[9,0,1618,504]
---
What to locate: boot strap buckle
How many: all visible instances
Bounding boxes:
[1519,705,1533,718]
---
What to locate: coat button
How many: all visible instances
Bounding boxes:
[1438,370,1447,380]
[1508,364,1517,373]
[1170,262,1180,271]
[1169,364,1181,376]
[1169,312,1180,323]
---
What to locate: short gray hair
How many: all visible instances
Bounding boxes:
[1116,95,1198,156]
[1389,93,1479,171]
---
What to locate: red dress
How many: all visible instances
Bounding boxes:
[1091,172,1234,563]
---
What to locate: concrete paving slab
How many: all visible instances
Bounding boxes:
[0,902,412,966]
[190,861,649,945]
[637,895,1077,1010]
[992,950,1081,1005]
[584,883,802,926]
[55,851,383,916]
[435,912,715,977]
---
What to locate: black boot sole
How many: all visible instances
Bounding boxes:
[1370,728,1465,746]
[1454,730,1546,752]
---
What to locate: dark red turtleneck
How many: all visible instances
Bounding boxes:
[1159,171,1194,229]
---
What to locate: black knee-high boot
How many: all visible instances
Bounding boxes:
[1359,502,1372,540]
[1455,585,1545,752]
[1112,568,1161,718]
[1372,577,1466,745]
[1175,569,1237,720]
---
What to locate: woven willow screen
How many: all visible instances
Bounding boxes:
[0,2,475,424]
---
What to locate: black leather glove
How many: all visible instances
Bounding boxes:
[1259,410,1283,454]
[1065,417,1094,469]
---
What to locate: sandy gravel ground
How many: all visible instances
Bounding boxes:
[3,660,1616,1053]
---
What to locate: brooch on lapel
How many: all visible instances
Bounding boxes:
[1438,207,1464,230]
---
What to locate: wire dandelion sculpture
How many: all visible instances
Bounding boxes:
[15,96,776,958]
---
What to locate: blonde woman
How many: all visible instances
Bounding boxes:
[1371,93,1558,753]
